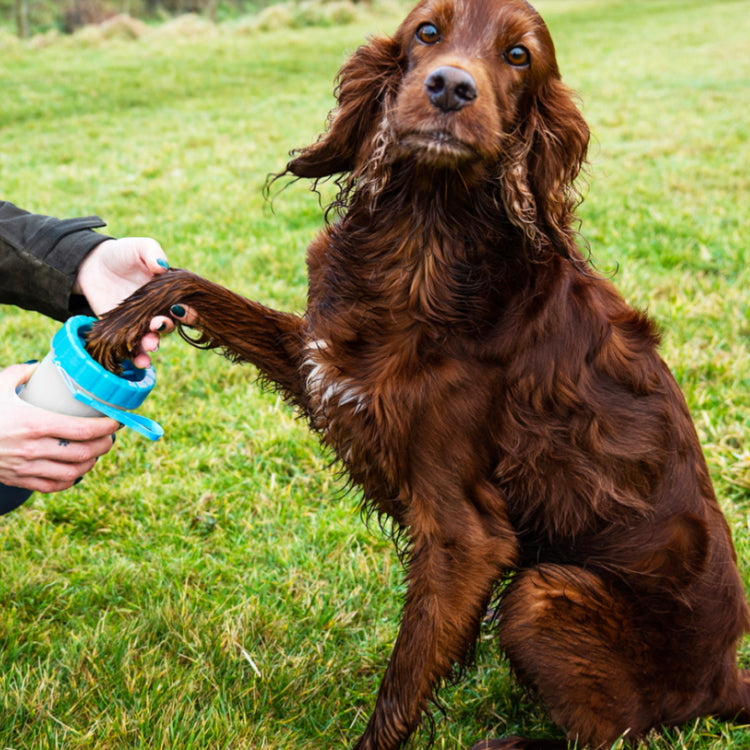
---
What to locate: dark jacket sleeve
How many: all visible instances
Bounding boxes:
[0,201,114,321]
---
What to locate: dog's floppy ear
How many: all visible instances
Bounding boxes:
[285,34,404,179]
[502,75,590,258]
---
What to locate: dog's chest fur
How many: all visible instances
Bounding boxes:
[301,322,500,527]
[299,216,507,515]
[302,335,415,500]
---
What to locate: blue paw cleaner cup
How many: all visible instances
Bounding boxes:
[0,315,163,514]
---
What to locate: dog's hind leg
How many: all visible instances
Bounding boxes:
[492,565,659,749]
[469,738,566,749]
[492,563,749,749]
[712,668,750,725]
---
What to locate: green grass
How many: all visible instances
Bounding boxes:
[1,0,749,747]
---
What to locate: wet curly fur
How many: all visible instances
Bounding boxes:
[87,0,750,747]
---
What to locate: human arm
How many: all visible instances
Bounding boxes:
[0,203,172,498]
[0,201,112,321]
[0,201,173,365]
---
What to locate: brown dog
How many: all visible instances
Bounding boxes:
[87,0,750,747]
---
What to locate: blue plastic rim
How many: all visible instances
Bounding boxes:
[52,315,156,410]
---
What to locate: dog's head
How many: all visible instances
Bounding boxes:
[286,0,590,255]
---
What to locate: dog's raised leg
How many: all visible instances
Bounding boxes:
[86,268,309,407]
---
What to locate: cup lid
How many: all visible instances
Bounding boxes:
[51,316,156,411]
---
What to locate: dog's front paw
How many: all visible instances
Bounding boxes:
[86,268,194,372]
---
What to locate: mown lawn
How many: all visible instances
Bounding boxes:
[0,0,748,748]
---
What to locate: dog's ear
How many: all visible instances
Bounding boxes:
[502,75,590,258]
[285,34,404,179]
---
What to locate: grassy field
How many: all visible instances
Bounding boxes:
[1,0,749,747]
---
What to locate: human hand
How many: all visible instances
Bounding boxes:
[0,364,119,493]
[73,238,175,367]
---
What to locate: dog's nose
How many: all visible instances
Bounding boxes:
[425,66,477,112]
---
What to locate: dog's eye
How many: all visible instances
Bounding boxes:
[505,45,530,67]
[415,22,440,45]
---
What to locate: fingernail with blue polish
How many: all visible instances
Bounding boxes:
[171,304,186,318]
[157,259,169,270]
[23,359,39,365]
[73,477,83,486]
[157,322,167,332]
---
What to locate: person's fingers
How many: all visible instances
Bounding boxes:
[1,366,119,493]
[35,434,116,464]
[2,433,116,492]
[132,327,167,369]
[0,362,38,390]
[10,458,97,493]
[131,351,153,369]
[2,368,119,437]
[170,304,199,326]
[140,331,161,353]
[23,412,121,442]
[12,475,79,494]
[149,316,175,335]
[127,316,175,369]
[75,238,169,316]
[137,239,169,275]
